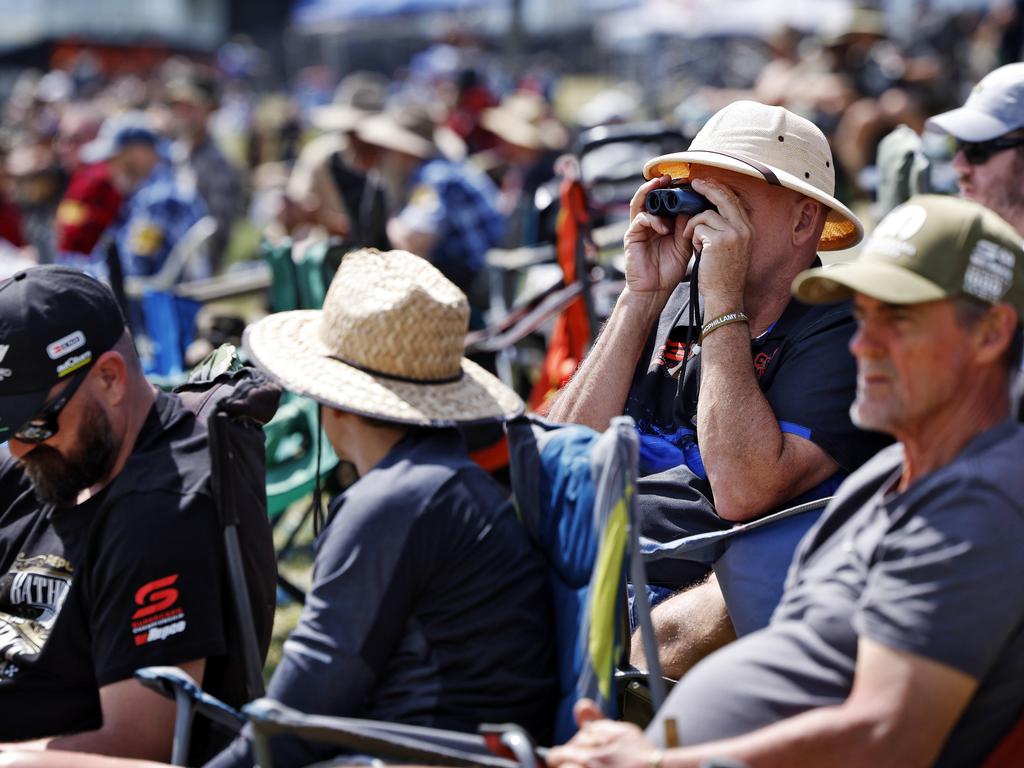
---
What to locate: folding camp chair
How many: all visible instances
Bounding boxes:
[468,122,687,404]
[122,216,218,384]
[262,236,342,314]
[137,415,666,766]
[259,235,342,584]
[144,345,281,764]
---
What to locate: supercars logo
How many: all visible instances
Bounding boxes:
[46,331,86,360]
[131,574,187,646]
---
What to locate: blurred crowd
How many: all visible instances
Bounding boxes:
[0,3,1021,299]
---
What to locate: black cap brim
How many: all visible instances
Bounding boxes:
[0,389,48,442]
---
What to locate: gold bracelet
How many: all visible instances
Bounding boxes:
[700,311,749,343]
[647,749,664,768]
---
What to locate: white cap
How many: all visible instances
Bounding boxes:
[926,63,1024,142]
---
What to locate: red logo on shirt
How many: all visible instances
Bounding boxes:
[753,349,777,379]
[132,574,179,620]
[658,340,689,366]
[131,574,186,646]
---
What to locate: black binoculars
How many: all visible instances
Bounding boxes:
[644,184,717,218]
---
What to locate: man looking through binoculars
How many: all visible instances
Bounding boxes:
[548,100,889,674]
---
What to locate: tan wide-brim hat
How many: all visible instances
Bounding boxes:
[480,91,568,151]
[310,70,388,133]
[642,100,862,251]
[243,249,523,426]
[357,104,467,161]
[310,104,372,133]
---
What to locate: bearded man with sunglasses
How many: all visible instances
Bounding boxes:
[0,266,252,761]
[926,62,1024,235]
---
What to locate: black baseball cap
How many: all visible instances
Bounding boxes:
[0,266,126,438]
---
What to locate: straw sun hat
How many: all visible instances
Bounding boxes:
[643,100,863,251]
[243,249,523,426]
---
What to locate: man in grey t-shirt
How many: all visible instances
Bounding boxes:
[547,195,1024,768]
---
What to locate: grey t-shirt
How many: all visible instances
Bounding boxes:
[649,420,1024,767]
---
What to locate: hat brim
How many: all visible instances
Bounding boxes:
[357,115,466,161]
[0,389,48,442]
[480,108,567,151]
[243,311,524,426]
[792,261,948,306]
[310,104,369,133]
[925,106,1014,143]
[643,150,864,251]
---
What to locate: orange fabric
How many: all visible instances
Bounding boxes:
[469,434,510,473]
[528,178,593,413]
[982,714,1024,767]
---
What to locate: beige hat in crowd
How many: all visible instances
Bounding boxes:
[793,195,1024,319]
[643,100,863,251]
[480,91,568,151]
[310,71,389,133]
[244,248,524,426]
[356,103,467,161]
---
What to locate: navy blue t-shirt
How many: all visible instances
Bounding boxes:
[208,427,556,768]
[626,277,889,481]
[626,276,891,613]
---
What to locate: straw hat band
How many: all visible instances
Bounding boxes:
[328,353,465,385]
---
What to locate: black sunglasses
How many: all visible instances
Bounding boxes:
[12,368,90,444]
[956,136,1024,165]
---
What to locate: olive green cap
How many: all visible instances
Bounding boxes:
[792,195,1024,319]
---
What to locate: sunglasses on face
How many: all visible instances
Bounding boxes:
[11,369,89,444]
[956,136,1024,165]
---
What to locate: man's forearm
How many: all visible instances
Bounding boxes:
[695,296,831,521]
[658,702,926,768]
[547,288,667,430]
[695,309,789,516]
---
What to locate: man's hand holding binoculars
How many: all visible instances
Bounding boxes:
[680,176,755,317]
[625,173,755,317]
[623,174,695,298]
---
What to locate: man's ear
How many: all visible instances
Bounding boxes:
[973,304,1018,365]
[792,199,823,248]
[91,351,129,406]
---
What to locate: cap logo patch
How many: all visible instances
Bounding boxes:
[964,239,1016,302]
[868,204,926,260]
[56,351,91,378]
[875,204,927,241]
[0,345,8,364]
[47,331,86,360]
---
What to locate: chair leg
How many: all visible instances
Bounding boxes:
[171,691,195,766]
